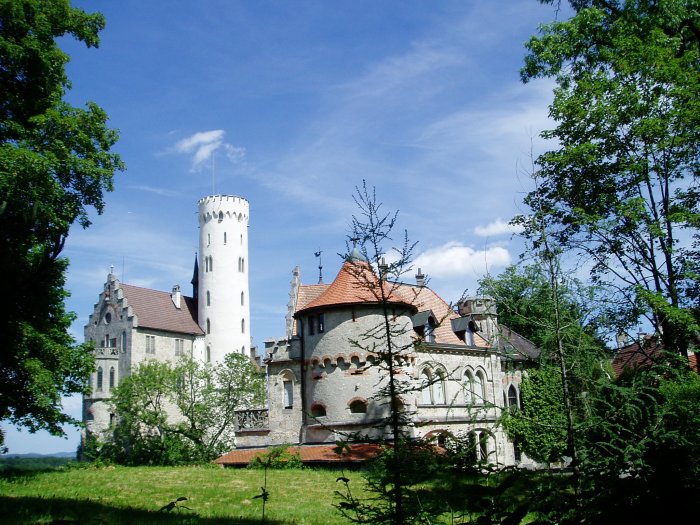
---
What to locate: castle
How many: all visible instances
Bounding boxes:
[83,194,537,467]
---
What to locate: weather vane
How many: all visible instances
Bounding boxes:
[314,249,323,284]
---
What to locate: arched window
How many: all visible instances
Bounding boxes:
[109,367,115,390]
[218,211,223,222]
[206,318,211,334]
[96,367,103,392]
[224,232,227,244]
[434,370,446,405]
[121,330,127,350]
[464,370,475,404]
[209,256,213,272]
[241,318,245,334]
[206,291,211,306]
[421,369,432,405]
[507,385,518,409]
[207,233,211,246]
[475,370,486,403]
[311,404,326,417]
[241,291,244,305]
[206,345,211,363]
[349,399,367,414]
[241,258,245,272]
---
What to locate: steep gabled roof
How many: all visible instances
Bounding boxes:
[120,284,203,335]
[295,261,414,316]
[498,325,540,361]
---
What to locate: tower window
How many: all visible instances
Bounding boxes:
[206,319,211,334]
[224,232,227,244]
[241,291,244,306]
[283,380,293,409]
[241,318,245,334]
[206,291,211,306]
[218,211,223,222]
[96,367,103,392]
[206,345,211,362]
[109,367,115,390]
[207,233,211,246]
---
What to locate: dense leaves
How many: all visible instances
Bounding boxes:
[0,0,123,450]
[517,0,700,355]
[90,355,265,465]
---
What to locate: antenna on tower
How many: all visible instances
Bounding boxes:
[314,250,323,284]
[211,150,216,195]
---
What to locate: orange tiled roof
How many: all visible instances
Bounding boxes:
[214,443,383,466]
[120,284,203,335]
[296,261,414,316]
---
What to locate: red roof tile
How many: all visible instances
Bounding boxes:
[296,261,414,315]
[214,443,383,466]
[121,284,203,335]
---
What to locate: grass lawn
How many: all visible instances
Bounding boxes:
[0,464,366,524]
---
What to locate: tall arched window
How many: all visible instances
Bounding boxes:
[206,345,211,363]
[96,367,103,392]
[434,370,446,404]
[241,291,244,305]
[218,211,223,222]
[209,256,213,272]
[206,318,211,334]
[109,367,115,390]
[464,370,475,404]
[121,330,127,350]
[474,370,485,404]
[206,291,211,306]
[224,231,227,244]
[241,258,245,272]
[241,318,245,334]
[421,369,432,405]
[507,385,518,409]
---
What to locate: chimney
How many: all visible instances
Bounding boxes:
[378,257,388,280]
[171,285,181,309]
[415,268,426,287]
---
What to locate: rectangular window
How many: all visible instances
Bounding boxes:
[318,314,325,333]
[175,339,184,356]
[145,335,156,354]
[283,381,293,409]
[308,317,315,335]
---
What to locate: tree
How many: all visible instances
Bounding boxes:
[517,0,700,356]
[0,0,123,450]
[100,355,265,465]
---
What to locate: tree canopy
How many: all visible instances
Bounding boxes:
[0,0,123,450]
[516,0,700,355]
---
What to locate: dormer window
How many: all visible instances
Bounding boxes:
[412,311,436,343]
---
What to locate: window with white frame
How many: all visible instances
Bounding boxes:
[421,369,432,405]
[283,380,293,408]
[175,339,184,356]
[145,335,156,354]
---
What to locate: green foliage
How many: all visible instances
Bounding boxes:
[93,356,265,465]
[516,0,700,355]
[502,367,568,464]
[0,0,124,450]
[248,444,304,470]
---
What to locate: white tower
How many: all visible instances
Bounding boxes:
[197,195,250,363]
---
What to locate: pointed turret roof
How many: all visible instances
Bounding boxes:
[295,260,415,316]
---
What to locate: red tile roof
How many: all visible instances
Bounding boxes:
[120,284,203,335]
[612,338,663,377]
[214,443,383,466]
[296,261,414,315]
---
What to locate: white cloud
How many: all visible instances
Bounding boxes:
[127,185,180,197]
[474,217,524,237]
[173,130,245,171]
[413,241,512,279]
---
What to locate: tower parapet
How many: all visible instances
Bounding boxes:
[198,194,251,363]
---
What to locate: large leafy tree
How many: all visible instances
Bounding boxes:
[0,0,123,450]
[99,355,265,465]
[517,0,700,356]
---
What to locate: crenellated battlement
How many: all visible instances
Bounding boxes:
[198,195,249,225]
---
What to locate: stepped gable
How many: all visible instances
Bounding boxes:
[295,260,415,316]
[121,284,203,335]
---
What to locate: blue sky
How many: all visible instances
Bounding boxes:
[3,0,564,454]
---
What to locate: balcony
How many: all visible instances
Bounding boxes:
[235,409,269,431]
[94,347,120,359]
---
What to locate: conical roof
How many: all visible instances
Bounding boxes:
[295,260,415,316]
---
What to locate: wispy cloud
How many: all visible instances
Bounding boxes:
[173,130,246,171]
[474,217,524,237]
[127,185,180,197]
